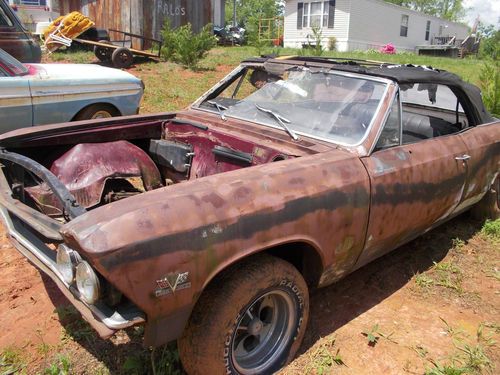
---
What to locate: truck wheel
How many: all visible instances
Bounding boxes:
[112,47,133,68]
[471,177,500,220]
[178,254,309,375]
[74,104,119,121]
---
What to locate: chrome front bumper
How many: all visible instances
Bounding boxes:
[0,206,145,338]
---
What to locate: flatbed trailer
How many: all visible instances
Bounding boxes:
[74,29,162,68]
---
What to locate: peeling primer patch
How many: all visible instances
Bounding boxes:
[372,157,396,176]
[201,224,224,239]
[396,150,408,161]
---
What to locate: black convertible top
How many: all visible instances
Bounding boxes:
[243,56,494,124]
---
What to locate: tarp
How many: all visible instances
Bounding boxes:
[43,12,94,52]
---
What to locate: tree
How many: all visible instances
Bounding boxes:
[225,0,283,39]
[477,23,499,59]
[385,0,465,22]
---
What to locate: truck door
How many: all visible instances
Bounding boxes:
[0,1,41,63]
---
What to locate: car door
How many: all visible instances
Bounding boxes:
[356,88,469,267]
[453,122,500,213]
[0,68,32,133]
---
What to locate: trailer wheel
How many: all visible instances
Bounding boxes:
[111,47,133,68]
[94,40,112,62]
[178,255,309,375]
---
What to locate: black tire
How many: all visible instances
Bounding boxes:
[111,47,133,68]
[94,40,112,62]
[73,104,119,121]
[471,177,500,220]
[178,255,309,375]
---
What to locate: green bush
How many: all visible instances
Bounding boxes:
[160,20,177,61]
[328,36,337,51]
[479,61,500,117]
[161,22,217,69]
[311,26,324,56]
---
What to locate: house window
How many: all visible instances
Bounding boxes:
[13,1,47,6]
[425,20,431,41]
[297,1,335,29]
[400,14,409,37]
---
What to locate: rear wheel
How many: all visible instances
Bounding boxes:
[178,254,309,375]
[471,177,500,220]
[111,47,133,68]
[74,104,119,121]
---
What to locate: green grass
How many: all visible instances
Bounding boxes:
[303,337,345,374]
[46,46,490,115]
[209,46,487,85]
[0,346,26,375]
[49,49,96,64]
[43,354,71,375]
[481,219,500,240]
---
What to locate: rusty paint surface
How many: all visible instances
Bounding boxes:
[25,141,163,214]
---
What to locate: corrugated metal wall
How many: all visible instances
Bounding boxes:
[58,0,216,49]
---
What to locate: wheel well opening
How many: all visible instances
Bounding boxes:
[265,242,323,287]
[71,103,120,121]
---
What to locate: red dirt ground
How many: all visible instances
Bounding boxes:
[0,215,498,374]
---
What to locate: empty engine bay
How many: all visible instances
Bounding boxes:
[8,118,294,219]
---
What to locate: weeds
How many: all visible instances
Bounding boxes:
[0,346,25,375]
[481,219,500,240]
[479,61,499,116]
[303,337,345,374]
[362,324,380,346]
[415,273,434,288]
[43,354,71,375]
[426,321,496,375]
[120,343,181,375]
[361,323,397,346]
[451,238,465,252]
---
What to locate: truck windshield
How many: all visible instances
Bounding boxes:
[0,48,29,76]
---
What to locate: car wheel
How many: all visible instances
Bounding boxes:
[471,177,500,220]
[94,40,112,62]
[111,47,133,69]
[178,254,309,375]
[74,104,119,121]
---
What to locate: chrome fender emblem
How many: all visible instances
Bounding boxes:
[155,272,191,297]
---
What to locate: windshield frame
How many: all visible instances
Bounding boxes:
[192,64,394,149]
[0,48,29,76]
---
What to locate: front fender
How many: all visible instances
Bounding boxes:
[62,149,371,346]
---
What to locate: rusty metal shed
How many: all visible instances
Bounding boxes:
[58,0,225,48]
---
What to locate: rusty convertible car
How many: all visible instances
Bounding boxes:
[0,56,498,374]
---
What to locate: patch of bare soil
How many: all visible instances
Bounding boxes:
[283,216,499,375]
[0,215,498,374]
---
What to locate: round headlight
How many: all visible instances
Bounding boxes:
[76,261,100,304]
[56,245,80,284]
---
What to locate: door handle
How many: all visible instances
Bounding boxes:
[455,154,471,161]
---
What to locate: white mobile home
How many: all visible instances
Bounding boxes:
[8,0,60,31]
[284,0,469,52]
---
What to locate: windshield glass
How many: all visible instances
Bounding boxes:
[200,68,387,145]
[0,48,29,76]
